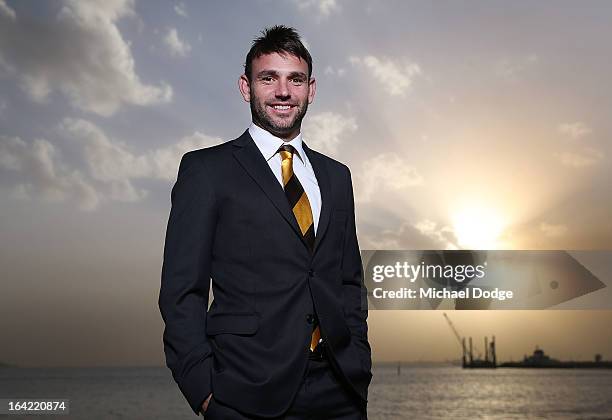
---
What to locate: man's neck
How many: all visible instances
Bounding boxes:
[251,120,300,142]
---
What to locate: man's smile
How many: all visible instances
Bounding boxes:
[268,103,297,115]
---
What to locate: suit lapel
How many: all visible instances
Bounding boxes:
[232,130,310,251]
[302,141,332,257]
[232,129,332,257]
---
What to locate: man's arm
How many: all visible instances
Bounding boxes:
[159,151,216,415]
[341,167,371,369]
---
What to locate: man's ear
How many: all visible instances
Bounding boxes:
[308,77,316,104]
[238,74,251,102]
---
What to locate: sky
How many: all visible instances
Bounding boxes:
[0,0,611,367]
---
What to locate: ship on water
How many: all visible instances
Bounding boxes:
[500,347,612,369]
[443,313,612,369]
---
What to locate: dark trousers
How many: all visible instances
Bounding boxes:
[203,355,367,419]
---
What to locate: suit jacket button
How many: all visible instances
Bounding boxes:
[308,269,314,277]
[306,314,314,324]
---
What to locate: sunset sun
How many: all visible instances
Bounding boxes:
[452,204,508,249]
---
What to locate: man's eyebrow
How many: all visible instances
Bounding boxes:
[289,71,308,80]
[287,71,308,79]
[255,70,308,79]
[256,70,279,78]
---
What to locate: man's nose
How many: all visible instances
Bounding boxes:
[275,78,290,99]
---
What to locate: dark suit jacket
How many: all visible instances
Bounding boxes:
[159,129,372,417]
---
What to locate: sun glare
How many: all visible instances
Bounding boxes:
[452,205,507,249]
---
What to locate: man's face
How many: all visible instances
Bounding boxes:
[239,52,316,140]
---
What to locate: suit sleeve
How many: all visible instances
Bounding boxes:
[158,151,217,416]
[341,166,372,369]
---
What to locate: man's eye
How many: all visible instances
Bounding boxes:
[292,79,304,85]
[261,77,273,83]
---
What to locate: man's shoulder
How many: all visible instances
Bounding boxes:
[184,137,236,159]
[180,133,245,165]
[175,134,243,181]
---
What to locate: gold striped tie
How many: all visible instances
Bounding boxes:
[278,144,321,352]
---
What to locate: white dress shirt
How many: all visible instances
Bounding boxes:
[248,122,322,234]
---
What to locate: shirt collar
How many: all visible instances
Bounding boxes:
[248,122,307,166]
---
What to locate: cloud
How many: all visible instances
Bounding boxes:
[540,222,568,238]
[293,0,340,19]
[413,219,457,249]
[359,221,415,250]
[555,122,602,168]
[1,120,223,210]
[61,118,222,183]
[323,65,346,77]
[558,122,592,140]
[0,135,100,210]
[150,132,222,181]
[173,2,187,17]
[358,218,456,250]
[164,27,191,57]
[496,54,538,80]
[60,118,149,202]
[349,55,421,96]
[555,147,604,168]
[302,111,357,156]
[355,153,423,203]
[0,0,15,20]
[0,0,172,116]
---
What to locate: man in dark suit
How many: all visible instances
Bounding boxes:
[159,25,372,419]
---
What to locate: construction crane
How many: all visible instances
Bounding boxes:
[443,312,467,366]
[443,312,487,366]
[443,313,498,369]
[443,312,462,348]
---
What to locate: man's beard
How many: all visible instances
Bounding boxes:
[250,91,308,138]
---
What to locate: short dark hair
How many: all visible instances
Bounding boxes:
[244,25,312,81]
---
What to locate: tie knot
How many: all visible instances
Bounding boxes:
[278,144,295,160]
